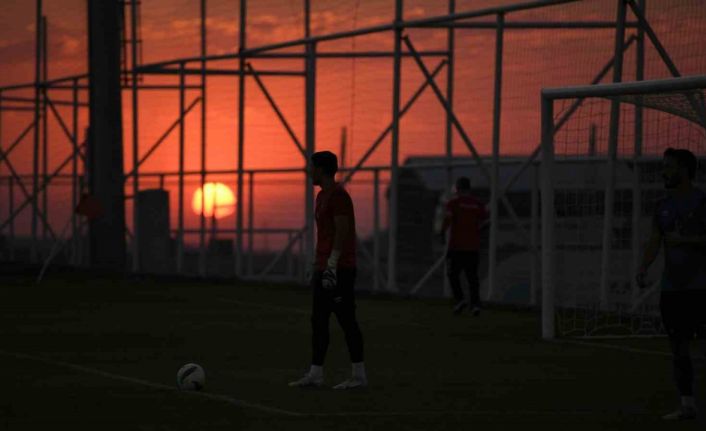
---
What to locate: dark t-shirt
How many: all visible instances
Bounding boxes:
[654,187,706,291]
[315,185,356,270]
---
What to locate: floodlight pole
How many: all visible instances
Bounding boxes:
[236,0,247,278]
[599,0,626,310]
[387,0,403,293]
[487,12,504,301]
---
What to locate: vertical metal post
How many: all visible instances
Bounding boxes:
[373,169,380,292]
[442,0,455,299]
[248,171,254,276]
[631,0,645,301]
[41,16,48,243]
[9,175,15,261]
[199,0,207,277]
[530,161,540,307]
[303,0,316,283]
[540,95,555,340]
[236,0,247,277]
[487,12,504,301]
[600,0,626,309]
[387,0,403,293]
[71,78,79,265]
[31,0,42,263]
[287,231,294,278]
[177,62,185,274]
[131,0,140,272]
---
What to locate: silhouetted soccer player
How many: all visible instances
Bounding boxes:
[289,151,367,390]
[441,177,489,316]
[636,148,706,421]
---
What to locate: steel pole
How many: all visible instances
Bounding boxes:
[131,0,140,271]
[487,12,504,301]
[236,0,247,277]
[387,0,403,293]
[631,0,645,303]
[199,0,207,277]
[41,16,48,243]
[540,95,555,340]
[177,62,185,274]
[599,0,626,310]
[31,0,42,263]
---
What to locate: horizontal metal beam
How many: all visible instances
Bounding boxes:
[123,0,580,70]
[543,74,706,99]
[252,50,450,59]
[411,20,640,29]
[1,96,88,107]
[136,67,305,77]
[0,106,36,112]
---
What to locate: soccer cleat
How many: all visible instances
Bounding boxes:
[332,376,368,390]
[470,306,481,317]
[453,301,468,315]
[661,406,697,421]
[288,373,324,388]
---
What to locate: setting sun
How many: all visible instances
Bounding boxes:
[192,182,236,219]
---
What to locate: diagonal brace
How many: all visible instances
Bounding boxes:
[125,97,201,180]
[247,63,306,158]
[45,95,86,164]
[340,60,447,186]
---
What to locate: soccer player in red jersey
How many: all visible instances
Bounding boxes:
[441,177,489,316]
[289,151,367,389]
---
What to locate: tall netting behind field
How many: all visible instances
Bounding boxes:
[544,77,706,338]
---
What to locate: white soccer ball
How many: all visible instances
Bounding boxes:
[177,363,205,391]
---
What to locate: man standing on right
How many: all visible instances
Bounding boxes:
[637,148,706,421]
[441,177,489,316]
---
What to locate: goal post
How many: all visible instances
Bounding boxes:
[541,75,706,340]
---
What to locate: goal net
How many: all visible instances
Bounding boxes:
[540,75,706,339]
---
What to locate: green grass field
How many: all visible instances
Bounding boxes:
[0,268,704,430]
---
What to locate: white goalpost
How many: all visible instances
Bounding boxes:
[541,75,706,339]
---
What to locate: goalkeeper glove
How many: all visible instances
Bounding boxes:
[322,250,340,290]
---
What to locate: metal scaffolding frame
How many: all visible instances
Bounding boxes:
[0,0,689,297]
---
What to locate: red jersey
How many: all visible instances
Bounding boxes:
[315,185,356,270]
[443,194,488,251]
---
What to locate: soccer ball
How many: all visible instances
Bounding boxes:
[177,363,205,391]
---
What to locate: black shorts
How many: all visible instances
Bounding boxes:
[660,290,706,338]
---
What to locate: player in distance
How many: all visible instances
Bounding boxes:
[440,177,489,316]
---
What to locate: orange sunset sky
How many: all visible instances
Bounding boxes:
[0,0,705,245]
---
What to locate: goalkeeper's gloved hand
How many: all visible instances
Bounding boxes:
[322,250,340,290]
[322,267,337,290]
